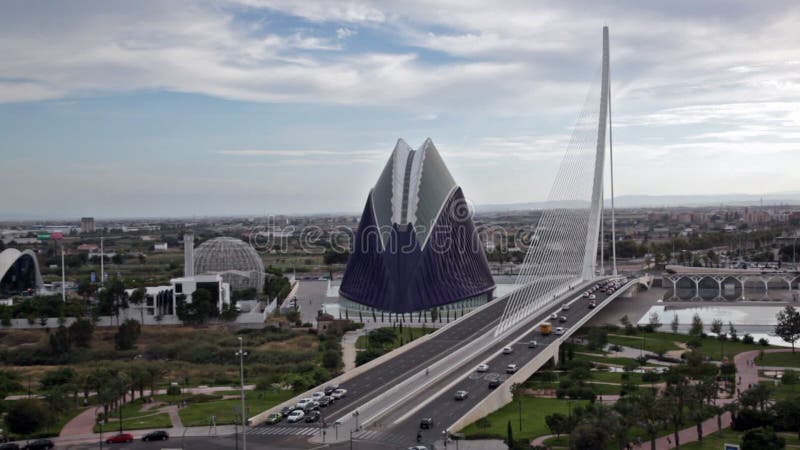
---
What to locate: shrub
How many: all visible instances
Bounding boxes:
[758,338,770,346]
[742,334,755,344]
[166,385,181,396]
[641,371,661,383]
[733,409,775,431]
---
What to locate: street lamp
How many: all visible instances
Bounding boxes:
[95,406,104,450]
[334,420,340,440]
[352,410,360,431]
[236,337,248,450]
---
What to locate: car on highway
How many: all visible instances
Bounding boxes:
[488,379,502,389]
[507,364,518,373]
[106,433,134,444]
[582,291,590,298]
[22,440,53,450]
[561,303,570,311]
[549,313,559,320]
[555,327,566,335]
[324,384,340,395]
[527,340,538,348]
[142,430,169,441]
[588,301,596,309]
[332,388,348,399]
[303,401,320,411]
[454,390,469,400]
[265,413,283,425]
[319,395,334,407]
[589,294,596,300]
[312,391,325,400]
[559,315,567,323]
[476,363,489,372]
[420,418,434,429]
[305,410,321,423]
[280,406,293,417]
[296,398,313,409]
[408,446,428,450]
[502,346,513,354]
[287,410,305,423]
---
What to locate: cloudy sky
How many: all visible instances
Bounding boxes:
[1,0,799,219]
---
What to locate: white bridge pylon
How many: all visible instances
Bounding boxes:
[496,26,615,336]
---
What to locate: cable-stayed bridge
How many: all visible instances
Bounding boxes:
[245,26,649,449]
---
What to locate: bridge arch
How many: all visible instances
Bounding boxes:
[720,276,742,301]
[742,276,767,300]
[698,276,719,301]
[675,277,696,300]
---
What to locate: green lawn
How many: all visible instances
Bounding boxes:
[605,331,779,361]
[461,397,588,441]
[758,350,800,367]
[571,352,642,367]
[355,326,435,350]
[95,412,172,432]
[538,381,621,396]
[607,334,682,354]
[179,390,294,426]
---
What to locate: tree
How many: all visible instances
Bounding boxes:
[129,287,146,325]
[176,289,218,325]
[710,319,724,337]
[69,318,94,348]
[322,350,340,370]
[741,427,785,450]
[689,313,704,337]
[545,412,571,438]
[571,423,608,450]
[775,306,800,352]
[586,328,608,351]
[48,325,71,354]
[648,312,662,332]
[114,319,141,350]
[4,398,49,437]
[671,314,679,334]
[506,420,513,447]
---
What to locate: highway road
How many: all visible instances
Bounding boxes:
[350,279,625,448]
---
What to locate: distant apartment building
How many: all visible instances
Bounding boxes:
[80,217,95,233]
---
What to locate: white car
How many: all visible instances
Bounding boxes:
[507,364,518,374]
[311,392,325,400]
[582,292,590,298]
[561,304,570,311]
[554,327,566,335]
[589,294,596,300]
[549,313,559,320]
[296,398,313,409]
[502,346,513,354]
[287,410,305,423]
[331,388,348,399]
[408,446,428,450]
[476,363,489,372]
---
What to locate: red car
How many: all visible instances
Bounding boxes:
[106,433,134,444]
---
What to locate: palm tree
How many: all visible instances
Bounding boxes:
[632,388,665,450]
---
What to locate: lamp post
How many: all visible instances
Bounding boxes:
[236,337,248,450]
[352,410,359,431]
[334,420,340,440]
[95,406,104,450]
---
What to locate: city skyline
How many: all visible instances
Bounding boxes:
[2,1,800,218]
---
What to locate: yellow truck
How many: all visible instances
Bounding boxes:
[540,322,553,336]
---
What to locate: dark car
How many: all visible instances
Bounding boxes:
[22,440,54,450]
[0,443,20,450]
[305,410,321,423]
[280,406,293,417]
[488,379,501,389]
[420,418,434,429]
[318,396,334,407]
[142,430,169,441]
[323,384,340,396]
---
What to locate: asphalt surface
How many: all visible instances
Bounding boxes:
[275,295,512,425]
[359,281,624,448]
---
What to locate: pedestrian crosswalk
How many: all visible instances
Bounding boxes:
[249,426,321,436]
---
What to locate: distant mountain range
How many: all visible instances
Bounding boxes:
[476,191,800,212]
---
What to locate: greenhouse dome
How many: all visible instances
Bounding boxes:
[193,237,265,293]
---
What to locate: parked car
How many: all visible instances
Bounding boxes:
[507,364,518,374]
[454,390,469,400]
[476,363,489,372]
[142,430,169,441]
[502,346,513,354]
[420,418,434,429]
[305,410,321,423]
[265,413,283,425]
[22,440,53,450]
[287,410,305,423]
[0,443,20,450]
[324,384,340,396]
[106,433,134,444]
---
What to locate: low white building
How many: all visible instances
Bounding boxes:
[170,273,231,312]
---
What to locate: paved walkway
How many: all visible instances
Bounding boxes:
[341,328,365,372]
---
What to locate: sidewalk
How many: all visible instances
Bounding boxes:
[341,328,366,372]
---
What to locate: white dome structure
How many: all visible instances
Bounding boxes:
[193,237,265,292]
[0,248,43,297]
